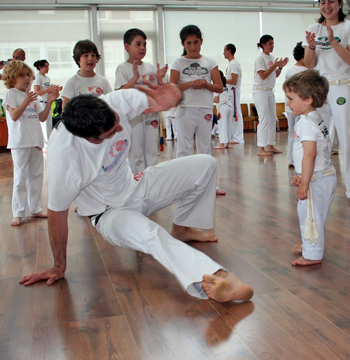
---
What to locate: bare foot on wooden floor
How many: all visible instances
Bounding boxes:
[171,224,218,242]
[202,270,254,302]
[30,211,47,219]
[257,150,273,156]
[213,145,225,150]
[11,217,22,226]
[291,244,302,253]
[292,256,322,266]
[216,189,226,195]
[266,146,282,154]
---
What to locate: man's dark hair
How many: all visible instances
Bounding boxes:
[62,95,117,139]
[225,44,236,56]
[123,28,147,45]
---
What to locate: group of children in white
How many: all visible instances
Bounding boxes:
[1,0,349,290]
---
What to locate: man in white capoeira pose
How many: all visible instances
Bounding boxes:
[19,80,253,303]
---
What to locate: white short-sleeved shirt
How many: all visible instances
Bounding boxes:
[3,88,44,149]
[303,21,350,81]
[61,73,112,100]
[171,55,218,108]
[226,59,242,91]
[114,61,157,90]
[47,90,148,216]
[34,73,50,102]
[293,110,331,174]
[214,87,232,112]
[253,52,277,88]
[284,65,308,112]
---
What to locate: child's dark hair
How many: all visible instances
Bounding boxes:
[33,59,48,70]
[283,70,328,108]
[123,28,147,45]
[2,61,34,89]
[180,25,202,56]
[225,44,236,56]
[257,34,273,49]
[317,0,345,23]
[72,40,101,68]
[293,42,304,61]
[62,95,117,139]
[219,70,226,87]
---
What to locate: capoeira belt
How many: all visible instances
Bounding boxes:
[253,86,273,91]
[231,88,238,121]
[88,206,111,226]
[328,79,350,86]
[304,167,335,246]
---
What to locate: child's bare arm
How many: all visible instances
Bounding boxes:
[297,140,316,200]
[291,175,301,186]
[7,90,37,121]
[117,61,140,90]
[39,86,60,122]
[201,67,223,93]
[170,69,195,91]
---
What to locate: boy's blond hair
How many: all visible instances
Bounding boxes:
[283,70,329,108]
[2,61,33,89]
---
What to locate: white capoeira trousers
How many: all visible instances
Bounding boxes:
[297,170,336,260]
[253,90,277,147]
[327,84,350,197]
[165,115,177,140]
[95,154,222,299]
[11,147,44,217]
[175,106,213,157]
[285,111,300,165]
[217,104,233,144]
[40,101,52,146]
[230,87,244,143]
[128,112,159,174]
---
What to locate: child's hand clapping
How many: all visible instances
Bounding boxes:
[25,90,37,105]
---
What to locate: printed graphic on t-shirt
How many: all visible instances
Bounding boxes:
[268,60,273,67]
[204,114,213,122]
[79,86,104,96]
[25,102,39,119]
[182,63,209,76]
[315,36,341,50]
[136,73,157,86]
[44,81,50,87]
[102,139,129,173]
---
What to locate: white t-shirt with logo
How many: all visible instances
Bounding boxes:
[226,58,242,91]
[303,21,350,81]
[214,87,232,112]
[114,61,157,90]
[3,88,44,149]
[47,90,148,216]
[293,110,331,174]
[61,73,112,99]
[34,73,50,102]
[171,55,218,108]
[253,52,277,88]
[284,65,308,112]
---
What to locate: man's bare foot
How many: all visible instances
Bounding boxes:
[29,211,47,219]
[292,256,322,266]
[216,188,226,195]
[202,270,254,302]
[257,150,273,156]
[230,141,239,144]
[11,217,22,226]
[171,224,218,242]
[225,144,232,148]
[331,150,339,155]
[213,145,225,150]
[288,164,294,168]
[266,146,282,154]
[291,244,302,253]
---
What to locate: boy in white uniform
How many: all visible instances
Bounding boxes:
[115,28,167,174]
[2,61,60,226]
[62,40,112,109]
[284,70,336,266]
[18,81,254,304]
[224,43,244,144]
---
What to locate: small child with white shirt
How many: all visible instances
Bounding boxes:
[283,70,336,266]
[2,61,59,226]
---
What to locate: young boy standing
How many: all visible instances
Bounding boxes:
[62,40,112,109]
[2,61,59,226]
[114,28,167,173]
[283,70,337,266]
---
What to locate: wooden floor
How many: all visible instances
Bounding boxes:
[1,131,350,360]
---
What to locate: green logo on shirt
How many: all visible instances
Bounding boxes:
[336,97,346,105]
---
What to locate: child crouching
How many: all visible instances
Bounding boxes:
[283,70,336,266]
[2,61,60,226]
